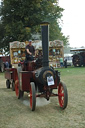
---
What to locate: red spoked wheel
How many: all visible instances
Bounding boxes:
[15,67,24,99]
[30,82,36,111]
[15,79,24,99]
[58,82,68,109]
[15,79,19,98]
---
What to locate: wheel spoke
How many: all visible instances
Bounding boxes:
[59,92,64,97]
[58,82,68,109]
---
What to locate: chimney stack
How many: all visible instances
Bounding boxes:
[41,22,49,67]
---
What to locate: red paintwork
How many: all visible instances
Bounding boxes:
[5,60,61,101]
[5,67,19,97]
[58,82,64,107]
[27,61,35,71]
[5,69,12,80]
[20,61,36,71]
[5,61,59,93]
[15,76,19,97]
[5,68,17,81]
[20,71,32,91]
[0,56,10,63]
[5,64,34,92]
[4,60,68,110]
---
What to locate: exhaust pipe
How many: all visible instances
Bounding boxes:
[41,22,49,67]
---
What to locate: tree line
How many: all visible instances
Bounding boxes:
[0,0,69,52]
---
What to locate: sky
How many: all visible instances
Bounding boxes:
[0,0,85,48]
[59,0,85,48]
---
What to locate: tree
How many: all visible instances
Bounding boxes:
[0,0,69,51]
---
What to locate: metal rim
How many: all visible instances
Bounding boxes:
[30,82,36,111]
[58,82,68,109]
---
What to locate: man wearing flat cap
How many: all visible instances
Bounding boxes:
[25,40,35,61]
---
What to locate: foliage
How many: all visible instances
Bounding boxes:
[0,0,69,51]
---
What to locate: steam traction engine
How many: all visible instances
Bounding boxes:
[70,48,85,67]
[5,23,68,111]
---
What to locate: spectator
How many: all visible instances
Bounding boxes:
[5,60,9,68]
[64,59,67,68]
[59,57,63,67]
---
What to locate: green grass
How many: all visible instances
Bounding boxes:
[57,66,85,76]
[0,67,85,128]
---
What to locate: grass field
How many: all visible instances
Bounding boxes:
[0,67,85,128]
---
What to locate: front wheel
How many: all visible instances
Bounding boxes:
[30,82,36,111]
[58,82,68,109]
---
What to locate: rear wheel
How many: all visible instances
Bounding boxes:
[15,78,24,99]
[58,82,68,109]
[6,80,10,89]
[30,82,36,111]
[15,79,19,98]
[15,67,24,99]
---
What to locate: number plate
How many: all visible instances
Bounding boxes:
[47,76,54,86]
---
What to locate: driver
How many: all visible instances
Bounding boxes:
[25,40,35,61]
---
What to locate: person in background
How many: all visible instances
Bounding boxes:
[64,59,67,68]
[5,60,9,68]
[25,40,35,61]
[59,57,64,67]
